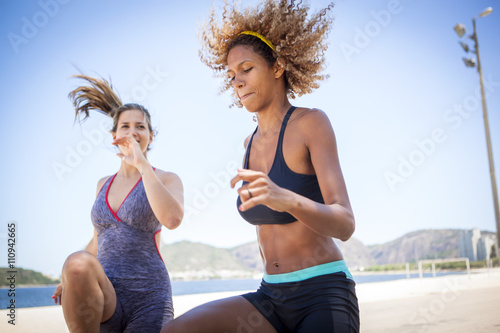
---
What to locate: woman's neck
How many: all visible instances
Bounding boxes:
[255,97,292,136]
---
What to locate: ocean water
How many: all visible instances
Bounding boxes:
[0,272,467,309]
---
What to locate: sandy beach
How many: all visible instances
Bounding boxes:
[2,270,499,332]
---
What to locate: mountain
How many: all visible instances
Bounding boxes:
[334,237,376,268]
[368,229,496,265]
[229,241,263,271]
[368,229,461,265]
[160,241,256,280]
[160,235,379,279]
[160,228,495,279]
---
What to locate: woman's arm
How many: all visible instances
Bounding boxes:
[288,109,354,240]
[112,135,184,230]
[137,163,184,230]
[232,110,354,241]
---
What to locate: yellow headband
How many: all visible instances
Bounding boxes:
[239,31,275,51]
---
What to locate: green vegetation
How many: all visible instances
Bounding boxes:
[0,267,60,287]
[364,263,412,272]
[427,259,496,270]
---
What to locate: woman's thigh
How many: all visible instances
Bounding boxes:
[161,295,277,333]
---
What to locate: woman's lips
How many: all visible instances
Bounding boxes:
[240,93,253,101]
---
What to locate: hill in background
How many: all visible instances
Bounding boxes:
[161,228,495,279]
[368,229,461,264]
[0,267,60,287]
[160,241,255,280]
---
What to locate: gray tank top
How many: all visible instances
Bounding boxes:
[91,172,168,279]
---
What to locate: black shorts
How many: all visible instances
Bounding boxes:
[241,272,359,332]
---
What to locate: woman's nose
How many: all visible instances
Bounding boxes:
[127,128,137,138]
[233,76,245,89]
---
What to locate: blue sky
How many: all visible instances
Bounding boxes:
[1,0,499,277]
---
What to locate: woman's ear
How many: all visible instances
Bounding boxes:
[274,58,286,79]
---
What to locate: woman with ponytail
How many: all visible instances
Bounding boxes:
[52,74,184,333]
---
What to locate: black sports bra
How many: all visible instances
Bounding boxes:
[237,106,324,225]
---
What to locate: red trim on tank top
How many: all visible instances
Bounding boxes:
[154,230,164,262]
[105,173,142,222]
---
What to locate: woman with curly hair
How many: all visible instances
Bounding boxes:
[52,74,184,333]
[162,0,359,332]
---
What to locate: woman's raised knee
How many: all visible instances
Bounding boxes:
[62,251,98,283]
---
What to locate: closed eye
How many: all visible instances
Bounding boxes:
[228,67,253,82]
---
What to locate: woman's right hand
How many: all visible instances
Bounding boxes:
[231,168,295,213]
[52,282,62,305]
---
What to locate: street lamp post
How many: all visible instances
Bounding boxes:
[454,7,500,258]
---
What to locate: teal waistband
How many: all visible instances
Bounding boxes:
[263,260,353,284]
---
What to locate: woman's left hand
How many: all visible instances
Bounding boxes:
[112,135,147,168]
[231,168,294,212]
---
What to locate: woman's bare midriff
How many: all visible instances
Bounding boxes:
[257,221,344,275]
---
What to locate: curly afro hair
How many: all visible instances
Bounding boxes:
[198,0,334,107]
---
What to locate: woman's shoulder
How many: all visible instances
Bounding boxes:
[293,107,333,131]
[243,134,252,149]
[97,175,113,186]
[153,167,174,177]
[96,175,113,196]
[294,107,329,121]
[153,168,183,185]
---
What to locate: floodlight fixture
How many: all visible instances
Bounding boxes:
[454,23,466,37]
[462,57,476,68]
[459,41,470,53]
[479,7,493,17]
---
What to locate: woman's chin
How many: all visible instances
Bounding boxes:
[242,101,257,113]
